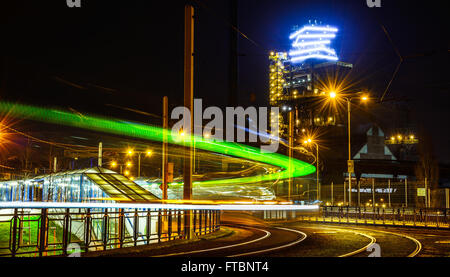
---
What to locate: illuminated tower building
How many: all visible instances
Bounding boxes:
[269,21,353,138]
[269,51,289,136]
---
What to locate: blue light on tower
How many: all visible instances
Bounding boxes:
[288,23,339,63]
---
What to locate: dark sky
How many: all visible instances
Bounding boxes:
[0,0,448,161]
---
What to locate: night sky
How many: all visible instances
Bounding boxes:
[0,0,448,162]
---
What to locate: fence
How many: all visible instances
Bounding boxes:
[0,207,221,257]
[321,180,450,209]
[259,206,450,229]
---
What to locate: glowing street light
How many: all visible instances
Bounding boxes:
[110,161,117,168]
[303,138,320,201]
[125,147,154,178]
[328,91,370,206]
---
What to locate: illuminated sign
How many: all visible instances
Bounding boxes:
[288,23,339,63]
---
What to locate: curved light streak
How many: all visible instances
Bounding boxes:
[0,201,319,211]
[0,102,316,188]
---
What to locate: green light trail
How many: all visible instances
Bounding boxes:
[0,102,315,186]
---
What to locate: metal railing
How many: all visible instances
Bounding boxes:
[0,207,221,257]
[320,206,450,229]
[261,206,450,230]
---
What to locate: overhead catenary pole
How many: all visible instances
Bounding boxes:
[183,4,194,239]
[183,4,194,201]
[162,96,169,200]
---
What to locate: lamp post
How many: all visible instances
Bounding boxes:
[126,148,152,178]
[303,138,320,202]
[329,91,368,206]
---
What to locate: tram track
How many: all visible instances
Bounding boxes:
[151,223,308,257]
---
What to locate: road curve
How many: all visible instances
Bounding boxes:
[151,224,272,257]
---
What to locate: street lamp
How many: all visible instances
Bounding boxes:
[303,138,320,202]
[329,91,369,206]
[126,148,153,177]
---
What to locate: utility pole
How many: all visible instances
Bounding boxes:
[183,4,194,239]
[162,96,169,200]
[425,177,428,208]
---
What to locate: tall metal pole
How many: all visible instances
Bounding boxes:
[347,98,352,206]
[388,179,391,208]
[446,188,449,209]
[343,181,346,204]
[316,143,319,201]
[183,4,194,201]
[138,153,141,178]
[358,180,360,207]
[372,178,375,209]
[288,111,294,200]
[183,4,194,239]
[425,177,428,208]
[162,96,169,200]
[405,178,408,208]
[98,142,102,167]
[331,181,334,205]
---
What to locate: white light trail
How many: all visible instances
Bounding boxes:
[0,201,319,211]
